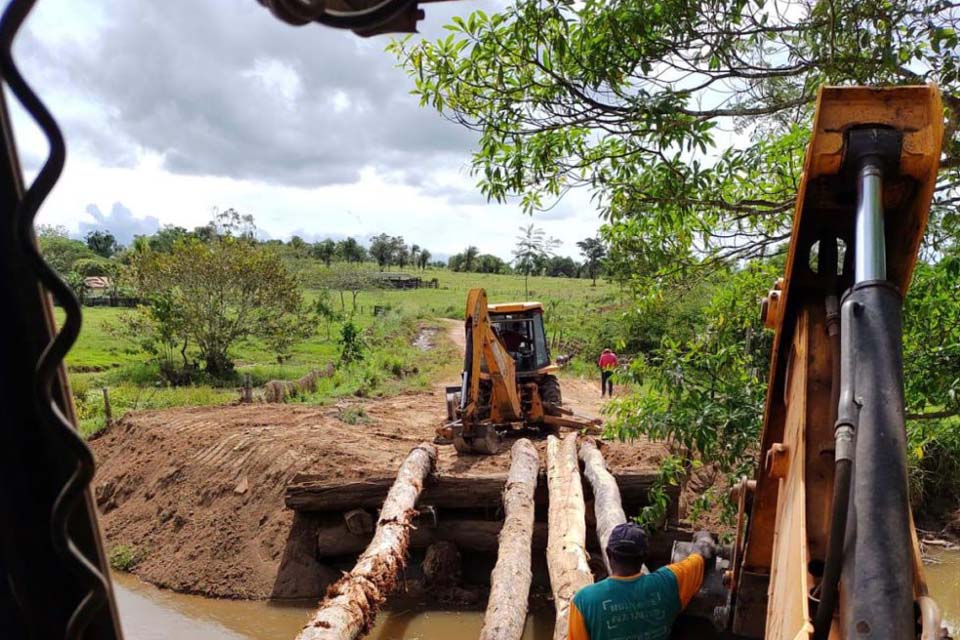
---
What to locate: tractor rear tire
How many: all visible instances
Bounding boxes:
[539,375,562,408]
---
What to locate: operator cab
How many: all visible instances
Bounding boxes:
[488,302,551,375]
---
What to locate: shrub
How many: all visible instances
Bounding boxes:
[108,544,141,571]
[338,320,365,364]
[338,405,369,425]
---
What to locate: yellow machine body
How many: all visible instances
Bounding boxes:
[728,86,944,639]
[441,288,599,454]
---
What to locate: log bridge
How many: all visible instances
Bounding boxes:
[280,438,682,640]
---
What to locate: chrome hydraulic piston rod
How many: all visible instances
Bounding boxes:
[854,160,886,283]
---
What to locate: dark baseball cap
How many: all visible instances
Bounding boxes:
[607,523,648,558]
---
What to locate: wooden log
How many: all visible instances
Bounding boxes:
[546,434,593,640]
[296,443,437,640]
[480,438,540,640]
[286,470,663,512]
[579,438,627,574]
[317,518,549,557]
[343,509,374,536]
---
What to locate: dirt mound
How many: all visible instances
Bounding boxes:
[91,395,435,598]
[92,384,665,598]
[90,320,667,599]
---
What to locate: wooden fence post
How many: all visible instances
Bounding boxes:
[102,387,112,427]
[242,374,253,403]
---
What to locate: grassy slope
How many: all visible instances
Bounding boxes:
[61,269,616,436]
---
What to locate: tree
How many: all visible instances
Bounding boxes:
[545,255,577,278]
[391,236,409,269]
[448,246,483,272]
[85,230,119,257]
[37,233,98,277]
[129,236,304,377]
[902,252,960,422]
[288,235,309,256]
[108,289,194,384]
[72,257,113,278]
[36,224,70,239]
[477,253,507,274]
[210,208,257,240]
[311,239,337,267]
[417,248,431,270]
[262,302,315,366]
[410,244,421,270]
[462,246,479,272]
[336,237,367,263]
[390,0,960,286]
[323,265,375,312]
[605,261,777,525]
[314,289,340,341]
[369,233,394,270]
[512,224,560,297]
[577,237,607,286]
[147,225,191,253]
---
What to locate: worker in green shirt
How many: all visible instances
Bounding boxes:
[568,523,716,640]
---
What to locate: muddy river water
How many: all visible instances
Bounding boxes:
[113,550,958,639]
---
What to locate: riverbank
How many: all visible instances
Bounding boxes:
[90,363,663,599]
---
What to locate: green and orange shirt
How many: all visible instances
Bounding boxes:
[567,554,704,640]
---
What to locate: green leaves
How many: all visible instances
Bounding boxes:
[604,261,777,527]
[127,234,304,378]
[390,0,959,286]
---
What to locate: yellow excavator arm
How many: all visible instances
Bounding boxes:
[722,85,945,640]
[462,287,524,425]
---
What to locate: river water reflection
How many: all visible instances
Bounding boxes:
[113,551,958,639]
[112,572,554,640]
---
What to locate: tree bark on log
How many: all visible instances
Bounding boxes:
[287,471,661,512]
[546,434,593,640]
[296,442,437,640]
[579,438,627,574]
[480,438,540,640]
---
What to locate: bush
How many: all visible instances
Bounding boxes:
[338,405,370,425]
[907,416,960,513]
[108,544,141,571]
[339,320,365,364]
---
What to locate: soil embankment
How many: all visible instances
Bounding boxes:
[90,321,667,598]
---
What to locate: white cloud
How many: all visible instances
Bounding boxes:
[12,0,601,261]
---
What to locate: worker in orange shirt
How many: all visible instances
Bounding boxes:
[597,348,618,397]
[568,523,715,640]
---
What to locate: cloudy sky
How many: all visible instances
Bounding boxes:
[10,0,602,260]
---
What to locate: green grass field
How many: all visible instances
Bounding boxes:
[60,269,618,437]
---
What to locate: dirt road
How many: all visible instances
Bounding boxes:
[90,322,664,598]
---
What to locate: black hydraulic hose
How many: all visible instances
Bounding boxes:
[812,295,852,640]
[813,462,851,639]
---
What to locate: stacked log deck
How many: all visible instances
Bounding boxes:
[278,446,680,602]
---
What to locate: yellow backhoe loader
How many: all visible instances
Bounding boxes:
[437,288,600,454]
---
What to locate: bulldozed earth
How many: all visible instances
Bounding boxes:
[89,324,670,599]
